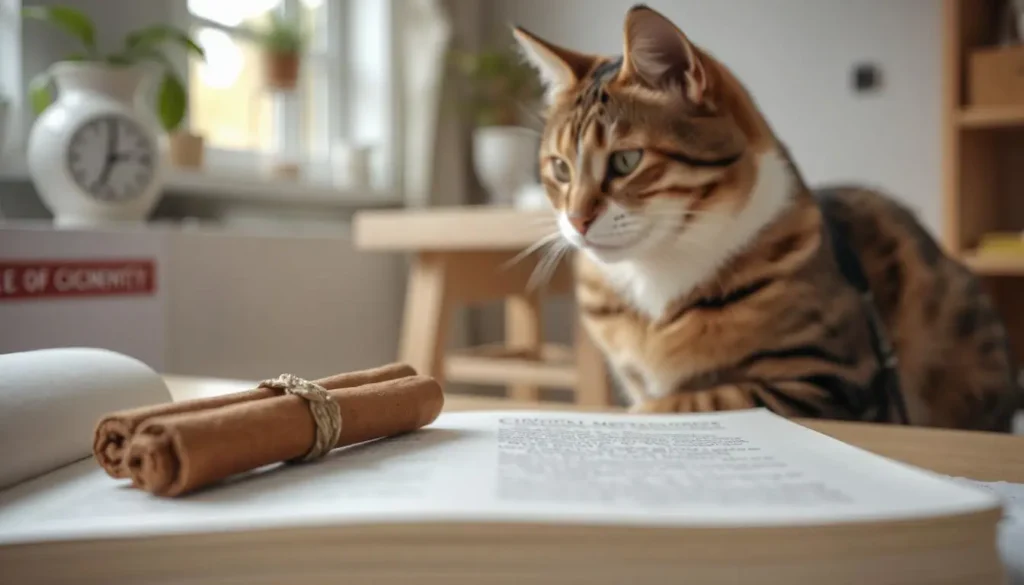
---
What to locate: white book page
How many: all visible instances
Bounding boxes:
[0,409,999,545]
[0,348,170,490]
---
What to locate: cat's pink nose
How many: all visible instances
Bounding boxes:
[568,213,595,235]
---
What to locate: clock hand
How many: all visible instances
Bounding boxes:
[109,117,119,154]
[90,119,119,190]
[111,150,152,167]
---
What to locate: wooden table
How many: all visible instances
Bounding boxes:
[353,207,613,406]
[165,375,1024,483]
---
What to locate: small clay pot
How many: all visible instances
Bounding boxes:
[262,52,300,91]
[168,131,205,168]
[268,161,301,180]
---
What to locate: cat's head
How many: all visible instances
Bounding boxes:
[514,5,788,267]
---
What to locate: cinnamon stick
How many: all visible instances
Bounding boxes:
[94,363,416,479]
[124,375,444,497]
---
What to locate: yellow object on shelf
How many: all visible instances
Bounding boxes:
[976,232,1024,256]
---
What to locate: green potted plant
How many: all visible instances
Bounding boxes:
[21,5,204,134]
[450,45,542,127]
[450,44,543,206]
[247,13,307,91]
[163,96,205,169]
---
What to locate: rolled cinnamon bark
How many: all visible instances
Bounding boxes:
[94,362,416,479]
[125,374,444,497]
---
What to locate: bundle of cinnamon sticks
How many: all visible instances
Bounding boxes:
[92,363,444,497]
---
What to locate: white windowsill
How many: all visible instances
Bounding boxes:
[0,157,402,210]
[165,168,401,208]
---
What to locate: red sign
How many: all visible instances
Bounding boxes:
[0,259,156,300]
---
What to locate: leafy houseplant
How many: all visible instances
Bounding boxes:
[21,5,204,137]
[247,13,307,91]
[450,45,543,127]
[451,44,543,207]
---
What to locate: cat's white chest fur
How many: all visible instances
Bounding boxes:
[600,149,795,320]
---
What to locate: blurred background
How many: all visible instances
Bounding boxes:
[0,0,1021,411]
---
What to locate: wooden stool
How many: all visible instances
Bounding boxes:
[354,207,612,406]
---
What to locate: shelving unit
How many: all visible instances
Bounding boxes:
[944,0,1024,360]
[962,251,1024,276]
[958,105,1024,129]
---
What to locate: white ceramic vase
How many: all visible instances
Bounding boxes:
[513,182,551,210]
[472,126,539,207]
[27,62,165,226]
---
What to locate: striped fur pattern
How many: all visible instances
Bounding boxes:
[513,4,1021,430]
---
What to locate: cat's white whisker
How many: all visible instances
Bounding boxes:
[527,239,571,292]
[547,244,573,287]
[527,246,557,291]
[502,232,562,270]
[542,244,568,287]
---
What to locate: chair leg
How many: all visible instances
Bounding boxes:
[398,253,450,386]
[505,293,543,401]
[574,316,612,406]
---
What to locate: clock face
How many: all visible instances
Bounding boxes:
[65,114,157,203]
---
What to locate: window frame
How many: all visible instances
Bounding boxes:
[0,0,24,155]
[172,0,402,197]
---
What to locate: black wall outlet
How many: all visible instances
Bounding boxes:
[852,63,882,93]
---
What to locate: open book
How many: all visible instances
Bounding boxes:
[0,347,172,490]
[0,348,1019,584]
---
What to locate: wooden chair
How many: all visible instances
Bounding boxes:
[353,207,613,406]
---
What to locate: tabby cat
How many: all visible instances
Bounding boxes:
[513,4,1021,431]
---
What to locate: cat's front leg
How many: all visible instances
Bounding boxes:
[629,385,761,414]
[629,380,829,417]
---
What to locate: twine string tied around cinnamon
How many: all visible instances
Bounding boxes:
[257,373,342,462]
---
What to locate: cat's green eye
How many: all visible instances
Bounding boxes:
[551,158,572,183]
[609,149,644,176]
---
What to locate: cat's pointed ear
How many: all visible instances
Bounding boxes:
[619,5,709,104]
[512,26,596,103]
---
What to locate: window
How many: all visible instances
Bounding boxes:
[178,0,397,192]
[0,0,22,151]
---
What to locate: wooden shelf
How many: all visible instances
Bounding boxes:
[944,1,1024,364]
[961,251,1024,276]
[958,106,1024,129]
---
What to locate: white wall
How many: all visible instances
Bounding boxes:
[165,226,406,380]
[0,223,407,381]
[489,0,944,235]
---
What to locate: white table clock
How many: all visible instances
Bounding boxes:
[27,62,165,226]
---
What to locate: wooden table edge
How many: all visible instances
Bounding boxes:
[351,207,557,252]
